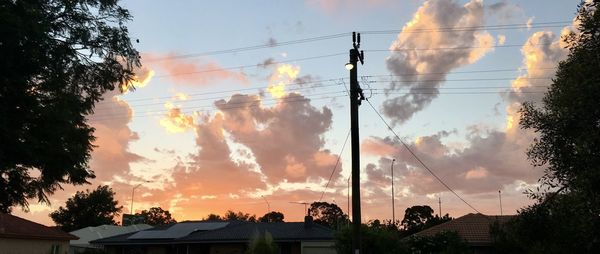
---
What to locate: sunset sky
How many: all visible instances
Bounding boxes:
[16,0,579,225]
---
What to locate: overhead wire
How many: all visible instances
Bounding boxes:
[319,129,351,202]
[364,98,482,214]
[141,21,571,61]
[89,91,348,122]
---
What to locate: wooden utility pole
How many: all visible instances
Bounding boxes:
[347,31,364,254]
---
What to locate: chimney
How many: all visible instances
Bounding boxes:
[304,215,313,229]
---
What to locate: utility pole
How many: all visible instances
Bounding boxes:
[130,180,151,214]
[391,159,396,223]
[346,31,365,254]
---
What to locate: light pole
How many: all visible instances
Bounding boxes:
[391,158,396,223]
[131,181,150,214]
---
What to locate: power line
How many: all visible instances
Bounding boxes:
[151,52,347,79]
[140,21,571,61]
[360,21,571,35]
[97,77,546,111]
[364,98,482,214]
[99,70,554,107]
[89,93,347,122]
[362,67,557,78]
[319,129,351,202]
[365,43,554,53]
[366,77,551,84]
[97,77,345,105]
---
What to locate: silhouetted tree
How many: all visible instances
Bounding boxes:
[134,207,176,225]
[0,0,140,213]
[246,231,279,254]
[309,202,348,229]
[259,211,284,223]
[493,1,600,252]
[224,210,257,222]
[401,205,451,236]
[50,185,122,232]
[204,213,223,221]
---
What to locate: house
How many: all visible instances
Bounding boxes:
[69,223,152,254]
[0,213,78,254]
[92,216,336,254]
[414,213,514,254]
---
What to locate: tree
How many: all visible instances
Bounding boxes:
[259,211,284,223]
[520,0,600,207]
[0,0,140,212]
[204,213,223,221]
[309,202,349,229]
[50,185,122,232]
[134,207,177,225]
[224,210,257,222]
[493,1,600,252]
[246,231,279,254]
[400,205,451,236]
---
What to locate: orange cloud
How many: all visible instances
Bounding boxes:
[362,137,398,156]
[143,53,248,85]
[159,101,197,134]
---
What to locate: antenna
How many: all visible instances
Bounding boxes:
[290,201,310,216]
[261,195,270,214]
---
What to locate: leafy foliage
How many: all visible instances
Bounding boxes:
[494,1,600,252]
[335,223,467,254]
[134,207,177,225]
[204,213,224,221]
[50,185,122,232]
[246,231,279,254]
[309,201,349,229]
[258,211,284,223]
[224,210,257,222]
[0,0,140,213]
[401,205,451,236]
[403,231,469,254]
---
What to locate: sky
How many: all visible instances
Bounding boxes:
[15,0,581,226]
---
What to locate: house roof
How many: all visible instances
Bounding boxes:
[70,224,152,247]
[415,213,514,246]
[92,220,334,245]
[179,221,334,243]
[0,213,78,241]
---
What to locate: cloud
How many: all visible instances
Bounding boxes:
[143,53,248,86]
[486,0,525,23]
[214,92,335,183]
[360,18,577,217]
[365,128,538,196]
[362,137,399,156]
[159,95,198,134]
[383,0,495,124]
[305,0,389,13]
[504,30,568,131]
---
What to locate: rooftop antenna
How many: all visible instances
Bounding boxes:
[290,201,311,216]
[261,195,270,214]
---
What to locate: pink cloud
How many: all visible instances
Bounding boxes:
[143,53,248,86]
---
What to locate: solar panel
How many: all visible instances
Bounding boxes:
[127,222,229,239]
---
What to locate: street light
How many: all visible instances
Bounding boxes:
[131,180,151,214]
[345,62,354,70]
[391,159,396,223]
